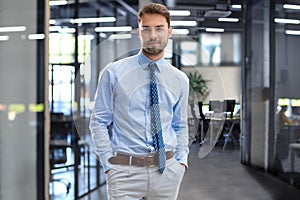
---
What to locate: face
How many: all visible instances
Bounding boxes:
[138,13,172,59]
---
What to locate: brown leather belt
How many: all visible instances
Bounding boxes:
[108,151,173,167]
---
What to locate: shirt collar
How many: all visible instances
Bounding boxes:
[137,50,165,72]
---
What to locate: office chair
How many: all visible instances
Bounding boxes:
[49,112,72,196]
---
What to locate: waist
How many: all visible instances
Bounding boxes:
[108,151,173,167]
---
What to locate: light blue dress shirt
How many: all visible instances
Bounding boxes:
[89,51,189,172]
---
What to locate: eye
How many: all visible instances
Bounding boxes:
[156,27,164,32]
[142,27,151,33]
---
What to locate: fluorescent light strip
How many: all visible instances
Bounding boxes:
[49,19,56,25]
[0,35,9,41]
[49,0,67,6]
[274,18,300,24]
[28,34,45,40]
[205,28,224,32]
[170,21,197,27]
[232,4,242,9]
[283,4,300,10]
[169,10,191,16]
[70,17,116,24]
[109,33,132,40]
[95,26,132,32]
[172,29,189,35]
[218,18,239,22]
[0,26,27,33]
[285,30,300,35]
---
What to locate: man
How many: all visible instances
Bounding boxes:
[90,3,189,199]
[277,105,294,130]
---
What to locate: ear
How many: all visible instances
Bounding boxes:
[168,27,172,38]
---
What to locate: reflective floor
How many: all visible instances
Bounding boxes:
[52,142,300,200]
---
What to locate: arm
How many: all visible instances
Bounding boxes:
[282,114,294,125]
[172,78,190,169]
[89,66,114,172]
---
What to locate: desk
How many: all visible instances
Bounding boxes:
[289,143,300,172]
[222,117,240,150]
[204,116,240,150]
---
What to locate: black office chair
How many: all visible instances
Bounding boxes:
[49,113,72,196]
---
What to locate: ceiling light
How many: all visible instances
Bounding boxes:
[169,10,191,16]
[49,19,56,25]
[285,30,300,35]
[172,29,189,35]
[274,18,300,24]
[59,27,76,33]
[28,34,45,40]
[49,0,67,6]
[99,33,107,38]
[0,35,9,41]
[218,18,239,22]
[231,5,242,9]
[283,4,300,10]
[0,26,27,33]
[109,33,132,40]
[95,26,132,32]
[204,10,231,18]
[170,21,197,27]
[205,28,224,32]
[70,17,116,24]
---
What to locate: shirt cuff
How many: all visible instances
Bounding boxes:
[99,151,113,172]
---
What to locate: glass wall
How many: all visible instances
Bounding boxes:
[0,0,48,199]
[274,0,300,185]
[244,0,300,188]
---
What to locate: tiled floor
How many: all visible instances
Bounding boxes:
[52,142,300,200]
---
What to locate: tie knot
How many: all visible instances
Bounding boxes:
[148,62,157,72]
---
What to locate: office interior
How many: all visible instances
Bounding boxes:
[1,0,300,199]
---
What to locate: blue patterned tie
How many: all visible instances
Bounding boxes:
[149,62,166,173]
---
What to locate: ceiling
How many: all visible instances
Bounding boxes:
[50,0,244,35]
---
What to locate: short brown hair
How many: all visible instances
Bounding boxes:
[138,3,170,27]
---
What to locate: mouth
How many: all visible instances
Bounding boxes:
[147,41,160,46]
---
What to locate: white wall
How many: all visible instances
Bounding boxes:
[182,66,242,103]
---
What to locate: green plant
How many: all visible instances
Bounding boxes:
[188,71,210,103]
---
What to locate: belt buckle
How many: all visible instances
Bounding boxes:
[147,155,157,167]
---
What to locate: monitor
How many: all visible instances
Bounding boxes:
[292,106,300,115]
[209,100,223,113]
[224,99,236,118]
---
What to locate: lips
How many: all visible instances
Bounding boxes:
[148,41,160,45]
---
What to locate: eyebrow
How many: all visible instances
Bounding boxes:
[142,25,165,28]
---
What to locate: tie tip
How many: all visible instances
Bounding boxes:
[159,168,165,173]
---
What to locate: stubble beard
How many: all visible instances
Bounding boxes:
[142,40,167,56]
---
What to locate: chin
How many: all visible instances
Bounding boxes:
[144,48,163,55]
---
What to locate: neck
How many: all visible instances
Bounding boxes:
[142,49,164,61]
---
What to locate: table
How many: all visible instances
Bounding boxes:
[222,117,240,150]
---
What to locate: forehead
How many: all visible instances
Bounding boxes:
[138,13,168,27]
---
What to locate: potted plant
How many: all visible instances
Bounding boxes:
[188,71,210,105]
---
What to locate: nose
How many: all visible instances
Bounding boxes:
[149,29,158,38]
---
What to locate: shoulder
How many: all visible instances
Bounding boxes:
[102,54,139,75]
[164,62,189,83]
[111,54,138,68]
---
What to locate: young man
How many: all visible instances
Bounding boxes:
[90,3,189,199]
